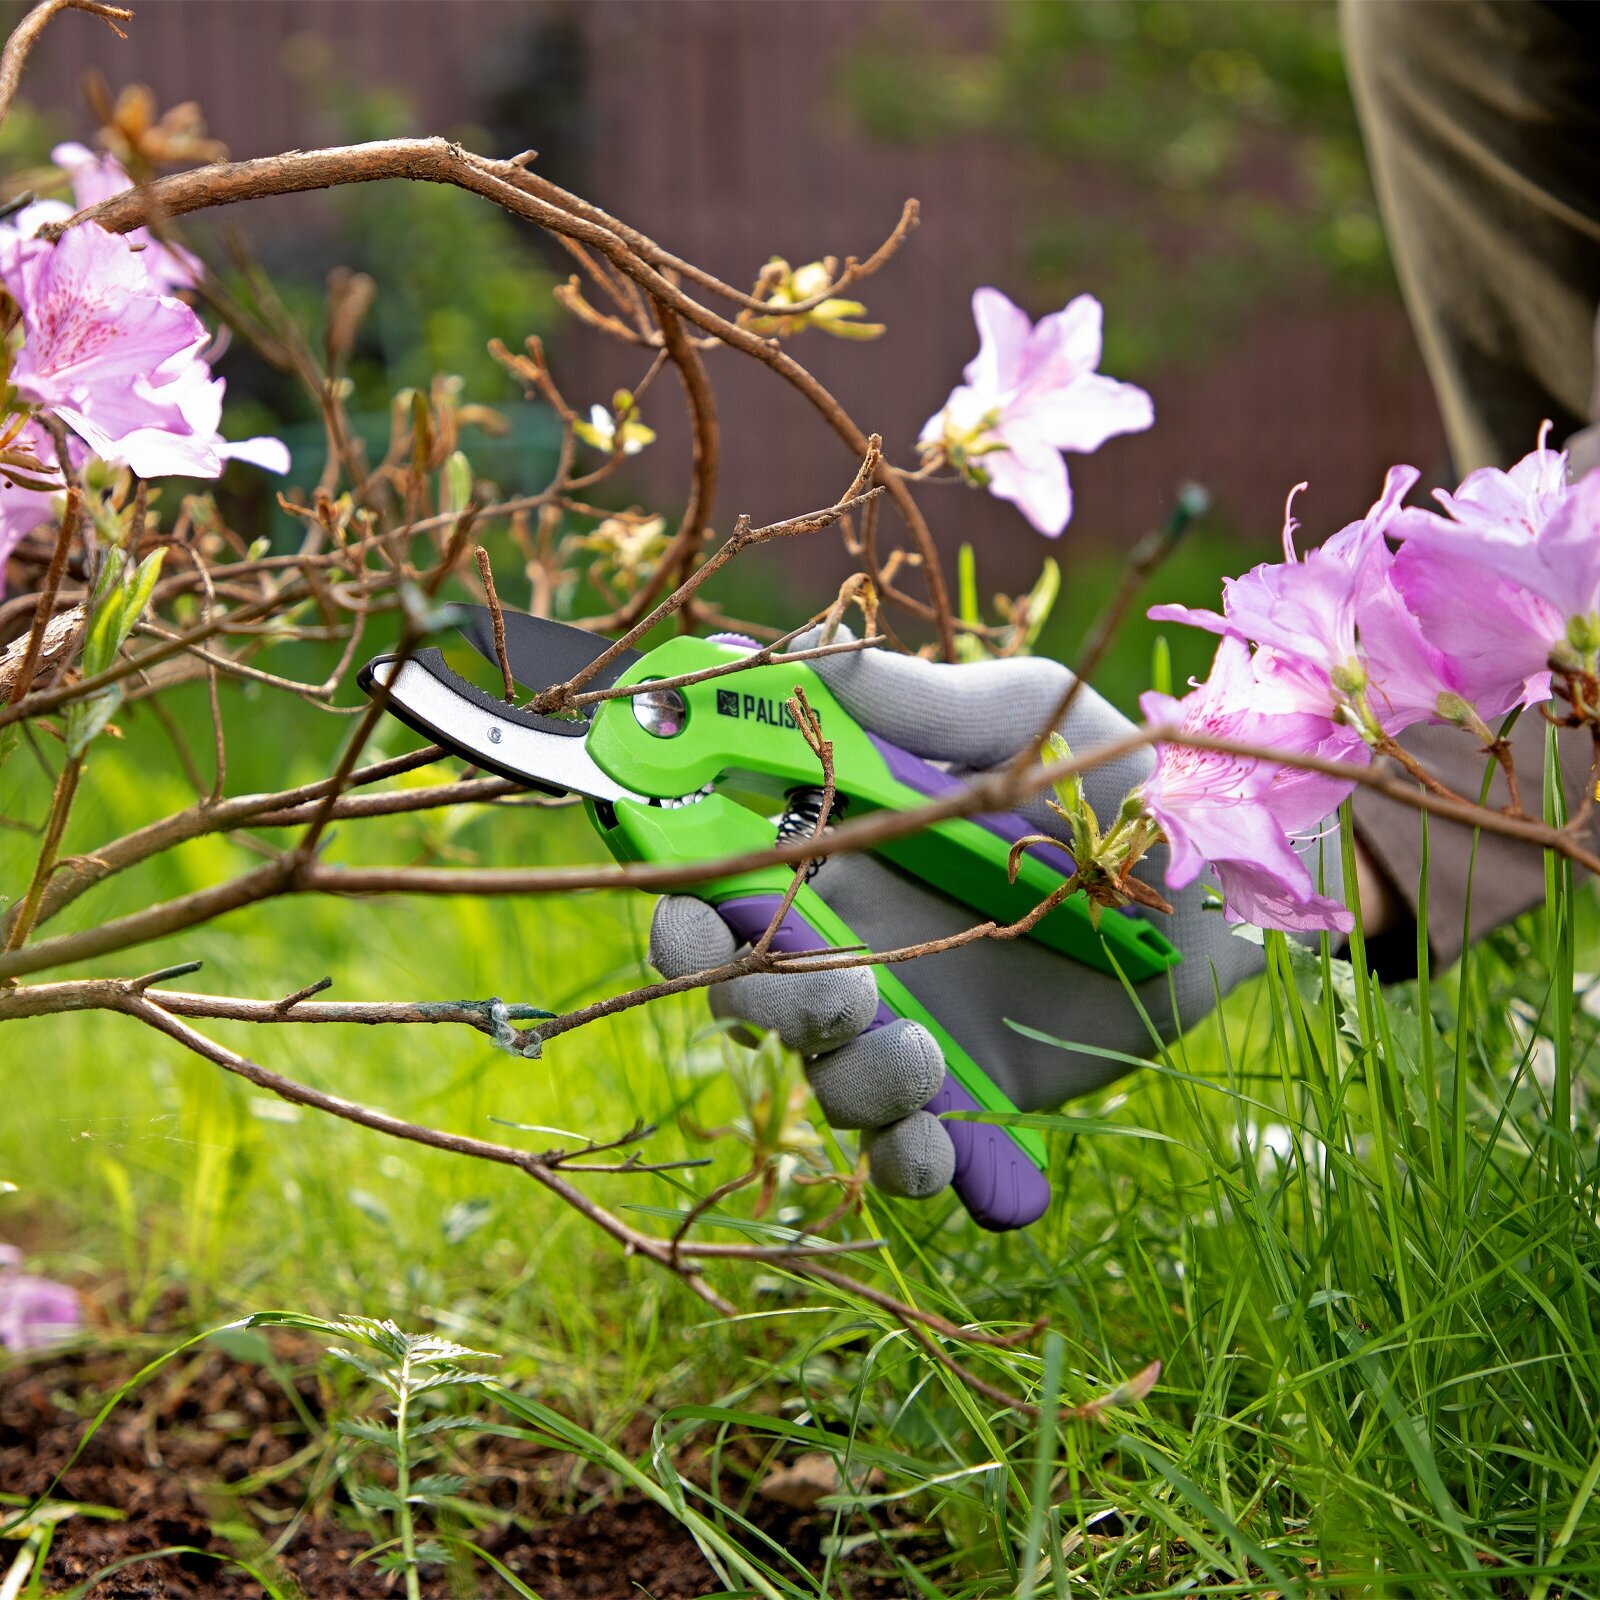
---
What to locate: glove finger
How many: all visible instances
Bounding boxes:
[709,966,878,1056]
[793,623,1072,768]
[804,1018,944,1129]
[649,895,737,980]
[864,1110,957,1199]
[793,625,1154,814]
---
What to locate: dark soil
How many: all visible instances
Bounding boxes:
[0,1336,929,1598]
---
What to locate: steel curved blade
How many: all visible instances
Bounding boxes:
[358,649,642,802]
[456,607,643,696]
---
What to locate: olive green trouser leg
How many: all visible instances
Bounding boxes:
[1341,0,1600,474]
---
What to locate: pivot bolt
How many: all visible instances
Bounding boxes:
[633,685,687,738]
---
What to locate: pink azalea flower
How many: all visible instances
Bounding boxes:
[52,141,200,293]
[0,222,287,481]
[1150,466,1418,734]
[920,287,1153,536]
[3,223,207,454]
[0,196,71,241]
[0,1243,80,1351]
[0,420,73,585]
[1137,636,1356,934]
[1390,434,1596,624]
[90,358,291,479]
[1387,543,1558,716]
[1405,427,1569,548]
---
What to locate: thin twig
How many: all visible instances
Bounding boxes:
[566,632,885,709]
[6,489,80,707]
[535,467,884,711]
[752,685,835,958]
[1006,487,1204,780]
[473,545,516,702]
[11,717,1596,986]
[3,755,81,959]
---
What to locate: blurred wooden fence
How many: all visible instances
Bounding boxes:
[11,0,1445,593]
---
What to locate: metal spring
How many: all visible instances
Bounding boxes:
[775,786,844,879]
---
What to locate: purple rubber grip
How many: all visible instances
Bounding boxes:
[867,732,1076,878]
[716,895,1051,1231]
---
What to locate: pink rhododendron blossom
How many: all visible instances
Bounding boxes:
[919,287,1153,536]
[1395,426,1569,553]
[0,221,286,480]
[1388,543,1558,716]
[0,195,71,241]
[52,141,200,293]
[1390,434,1600,628]
[1150,466,1418,735]
[0,1243,80,1352]
[0,420,73,583]
[1137,636,1355,934]
[90,358,291,479]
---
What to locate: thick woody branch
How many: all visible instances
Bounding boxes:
[10,715,1580,985]
[1,747,450,939]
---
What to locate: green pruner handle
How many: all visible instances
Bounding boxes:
[596,782,1054,1233]
[705,880,1051,1230]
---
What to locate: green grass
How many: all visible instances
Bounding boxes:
[5,548,1600,1595]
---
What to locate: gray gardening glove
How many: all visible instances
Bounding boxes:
[649,631,1268,1201]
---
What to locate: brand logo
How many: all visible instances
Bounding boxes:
[715,688,798,729]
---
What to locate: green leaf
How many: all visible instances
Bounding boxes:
[406,1473,467,1503]
[1150,633,1172,696]
[942,1109,1179,1141]
[335,1419,399,1449]
[955,543,987,664]
[408,1414,468,1439]
[205,1328,274,1366]
[441,1197,493,1244]
[64,686,121,759]
[71,550,164,756]
[1019,556,1060,653]
[1042,731,1098,861]
[325,1348,398,1393]
[80,591,124,680]
[349,1483,405,1513]
[87,548,124,612]
[121,549,165,634]
[442,450,472,516]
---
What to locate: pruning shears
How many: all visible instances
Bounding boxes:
[359,615,1180,1231]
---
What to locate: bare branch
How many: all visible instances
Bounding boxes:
[6,489,80,707]
[45,137,956,656]
[0,0,130,132]
[473,545,516,702]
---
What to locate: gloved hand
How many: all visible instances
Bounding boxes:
[648,632,1273,1201]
